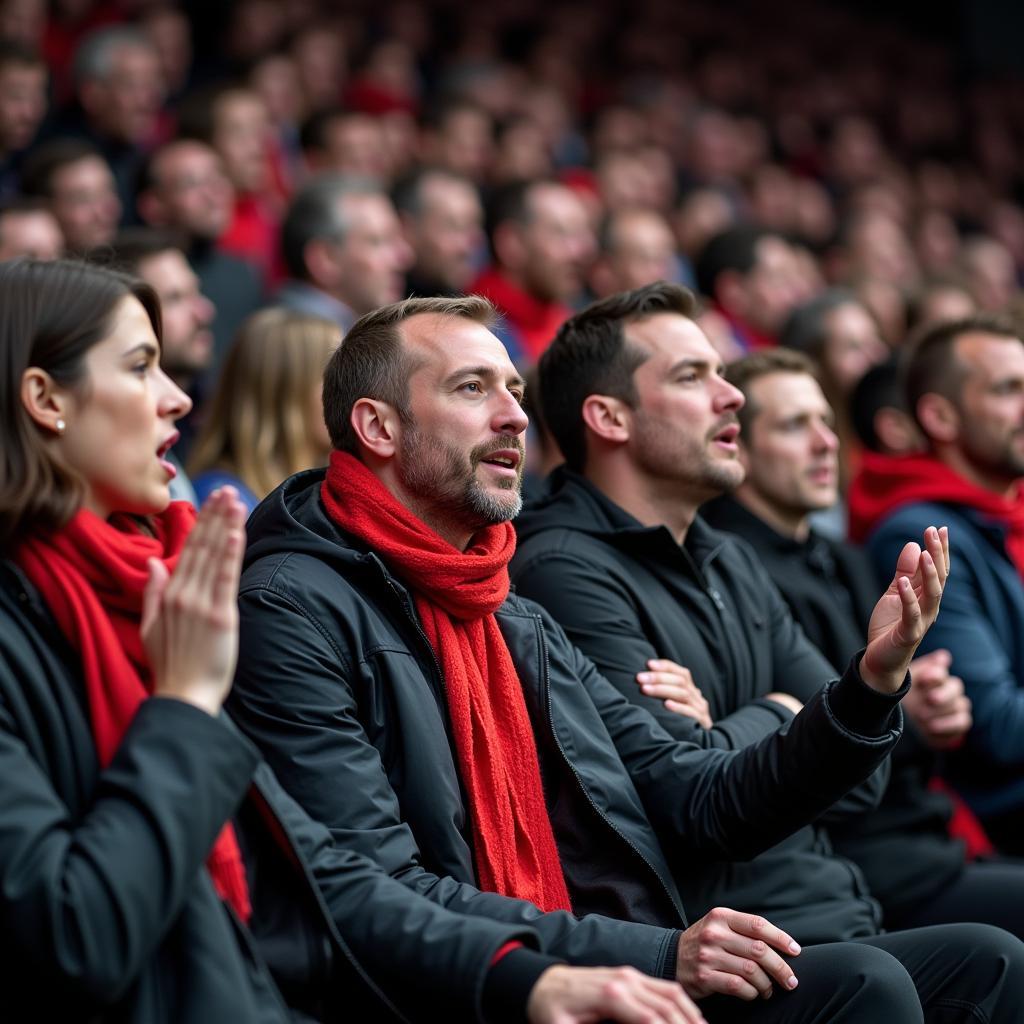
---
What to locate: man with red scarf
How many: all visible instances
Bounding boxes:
[229,295,1017,1023]
[854,314,1024,854]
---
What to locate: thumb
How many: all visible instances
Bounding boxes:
[141,557,169,635]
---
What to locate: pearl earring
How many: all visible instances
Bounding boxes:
[55,418,66,435]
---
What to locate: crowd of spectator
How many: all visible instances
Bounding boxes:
[5,0,1024,1020]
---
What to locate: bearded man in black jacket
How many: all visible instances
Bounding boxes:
[699,346,1024,939]
[228,292,1023,1023]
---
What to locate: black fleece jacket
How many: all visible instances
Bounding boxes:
[228,467,906,971]
[512,469,897,944]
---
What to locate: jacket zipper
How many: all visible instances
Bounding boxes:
[536,617,689,929]
[248,781,410,1024]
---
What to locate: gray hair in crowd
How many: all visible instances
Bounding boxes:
[280,174,384,281]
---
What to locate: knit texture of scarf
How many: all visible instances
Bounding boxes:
[321,450,572,912]
[848,451,1024,580]
[15,502,252,921]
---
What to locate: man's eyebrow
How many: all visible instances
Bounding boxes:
[667,357,720,375]
[442,365,527,390]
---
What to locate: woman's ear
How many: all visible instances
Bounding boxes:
[20,367,70,436]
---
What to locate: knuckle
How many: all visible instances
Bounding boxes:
[741,958,757,977]
[748,916,768,933]
[726,975,744,995]
[749,940,767,958]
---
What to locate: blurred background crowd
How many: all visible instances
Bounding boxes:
[1,0,1023,510]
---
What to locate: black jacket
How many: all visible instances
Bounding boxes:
[702,495,964,922]
[0,559,535,1024]
[512,469,892,944]
[230,468,905,966]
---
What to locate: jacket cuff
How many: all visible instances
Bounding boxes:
[483,947,563,1024]
[659,930,682,980]
[825,650,908,736]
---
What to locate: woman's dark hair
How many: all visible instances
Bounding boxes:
[0,259,162,548]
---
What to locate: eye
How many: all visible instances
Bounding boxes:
[461,381,483,394]
[132,361,150,376]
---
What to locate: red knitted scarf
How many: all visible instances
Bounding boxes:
[848,452,1024,580]
[321,451,572,912]
[15,503,252,921]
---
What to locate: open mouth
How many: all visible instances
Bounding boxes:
[712,423,740,449]
[156,432,180,479]
[478,447,523,476]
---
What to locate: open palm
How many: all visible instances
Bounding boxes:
[862,526,949,694]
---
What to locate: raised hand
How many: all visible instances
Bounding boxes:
[141,487,247,717]
[528,964,706,1023]
[861,526,949,695]
[676,907,801,1002]
[638,659,713,728]
[902,649,972,750]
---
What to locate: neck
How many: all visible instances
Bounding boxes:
[934,444,1018,499]
[733,484,811,542]
[583,456,702,545]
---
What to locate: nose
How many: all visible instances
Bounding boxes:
[813,419,840,452]
[158,368,193,421]
[493,386,529,436]
[714,376,745,413]
[195,292,215,327]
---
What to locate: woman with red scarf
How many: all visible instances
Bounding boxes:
[0,259,705,1024]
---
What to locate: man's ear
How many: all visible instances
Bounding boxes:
[349,397,400,458]
[20,366,70,434]
[581,393,631,445]
[303,237,340,290]
[915,392,960,445]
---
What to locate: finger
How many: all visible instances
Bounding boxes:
[939,525,950,577]
[724,912,801,991]
[172,487,218,594]
[896,574,923,644]
[925,708,972,736]
[665,699,712,727]
[646,659,694,679]
[639,670,699,692]
[923,526,948,588]
[917,548,943,619]
[622,977,708,1024]
[640,680,701,702]
[193,488,231,603]
[209,494,247,612]
[141,557,169,636]
[893,540,922,581]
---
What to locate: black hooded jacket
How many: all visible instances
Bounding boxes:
[229,468,905,967]
[512,468,894,944]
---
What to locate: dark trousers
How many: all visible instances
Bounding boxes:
[701,923,1024,1023]
[887,860,1024,940]
[980,809,1024,857]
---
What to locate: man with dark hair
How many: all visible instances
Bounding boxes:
[20,138,121,253]
[392,167,484,297]
[0,197,63,260]
[275,174,412,334]
[857,314,1024,851]
[701,349,1024,938]
[848,355,922,459]
[694,226,806,352]
[470,179,595,366]
[227,289,1024,1021]
[507,283,1024,1014]
[301,108,389,181]
[136,138,263,364]
[0,40,47,197]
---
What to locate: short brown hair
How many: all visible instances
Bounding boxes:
[0,259,161,548]
[725,348,819,436]
[905,314,1021,434]
[323,294,496,454]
